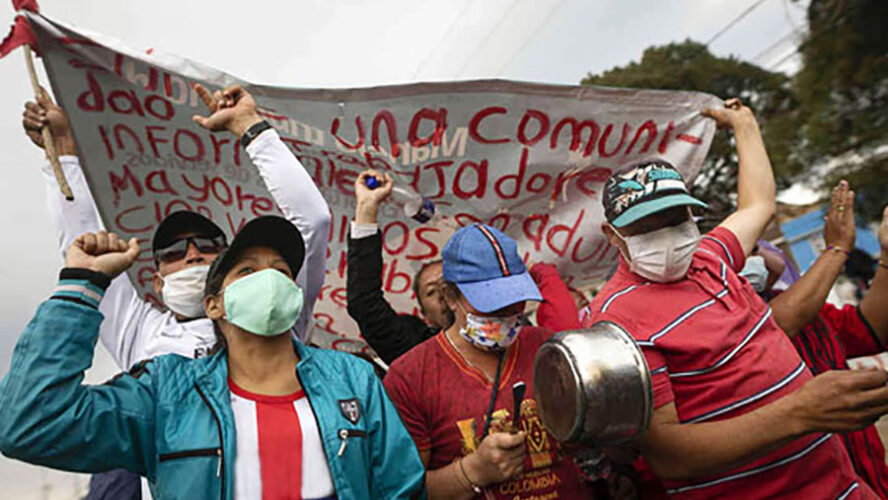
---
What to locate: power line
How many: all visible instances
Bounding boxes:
[705,0,771,46]
[751,29,803,63]
[767,1,860,70]
[411,0,475,79]
[455,0,522,78]
[493,0,570,75]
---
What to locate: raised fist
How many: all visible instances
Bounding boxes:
[66,231,140,279]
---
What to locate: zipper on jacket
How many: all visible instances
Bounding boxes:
[159,447,221,462]
[294,368,338,495]
[195,384,225,499]
[337,428,367,457]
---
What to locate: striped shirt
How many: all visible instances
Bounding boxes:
[787,302,888,499]
[583,227,873,500]
[229,379,336,500]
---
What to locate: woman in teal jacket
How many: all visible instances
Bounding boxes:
[0,216,426,500]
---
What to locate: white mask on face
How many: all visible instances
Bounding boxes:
[740,255,770,293]
[161,265,210,318]
[613,220,701,283]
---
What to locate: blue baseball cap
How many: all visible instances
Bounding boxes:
[442,224,542,313]
[603,159,708,228]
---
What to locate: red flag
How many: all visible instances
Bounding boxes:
[12,0,39,13]
[0,15,38,58]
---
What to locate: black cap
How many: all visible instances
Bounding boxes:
[205,216,306,296]
[152,211,226,254]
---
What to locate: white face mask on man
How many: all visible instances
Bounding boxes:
[161,265,210,318]
[612,220,701,283]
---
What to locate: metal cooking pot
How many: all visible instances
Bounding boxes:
[533,321,652,446]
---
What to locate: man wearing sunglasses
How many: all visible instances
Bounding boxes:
[22,85,331,371]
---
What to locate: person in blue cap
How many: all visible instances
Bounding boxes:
[383,223,598,500]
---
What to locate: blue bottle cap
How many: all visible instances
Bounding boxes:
[364,177,380,189]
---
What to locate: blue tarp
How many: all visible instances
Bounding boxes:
[780,208,881,272]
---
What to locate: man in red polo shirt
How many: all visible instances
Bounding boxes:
[582,98,888,499]
[740,183,888,498]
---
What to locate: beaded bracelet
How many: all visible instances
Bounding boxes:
[825,245,851,257]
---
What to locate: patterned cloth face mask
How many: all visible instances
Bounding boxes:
[459,312,522,351]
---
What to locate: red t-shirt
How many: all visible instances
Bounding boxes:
[383,326,596,500]
[790,302,888,499]
[583,227,874,500]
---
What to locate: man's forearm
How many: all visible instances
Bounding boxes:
[642,399,803,480]
[718,117,777,256]
[770,250,847,336]
[860,251,888,345]
[346,233,428,363]
[42,156,103,255]
[733,119,776,214]
[426,462,477,500]
[355,200,379,225]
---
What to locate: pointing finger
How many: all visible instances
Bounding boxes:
[193,84,216,111]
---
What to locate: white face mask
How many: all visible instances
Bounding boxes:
[740,255,769,293]
[161,265,210,318]
[613,220,701,283]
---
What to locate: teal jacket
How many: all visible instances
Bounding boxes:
[0,282,426,500]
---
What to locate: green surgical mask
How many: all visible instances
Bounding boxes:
[222,268,304,337]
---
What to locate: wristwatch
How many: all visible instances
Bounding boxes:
[240,120,273,149]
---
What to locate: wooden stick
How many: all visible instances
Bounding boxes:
[23,45,74,201]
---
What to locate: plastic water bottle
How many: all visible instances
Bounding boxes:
[365,177,436,223]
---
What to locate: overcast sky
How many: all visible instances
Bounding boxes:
[0,0,807,497]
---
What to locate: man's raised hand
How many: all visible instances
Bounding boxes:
[21,86,77,156]
[701,97,758,131]
[823,180,856,253]
[66,231,140,279]
[354,170,393,225]
[192,84,262,137]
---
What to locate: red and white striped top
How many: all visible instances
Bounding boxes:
[229,378,336,500]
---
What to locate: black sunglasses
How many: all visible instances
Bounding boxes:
[155,235,227,264]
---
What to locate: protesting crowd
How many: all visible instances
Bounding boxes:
[1,78,887,500]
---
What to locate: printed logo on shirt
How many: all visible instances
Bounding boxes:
[338,398,361,424]
[456,398,554,469]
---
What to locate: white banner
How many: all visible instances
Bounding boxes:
[29,12,721,345]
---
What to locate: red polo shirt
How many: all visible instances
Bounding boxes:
[582,227,874,500]
[789,302,888,498]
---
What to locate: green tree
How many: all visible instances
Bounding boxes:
[792,0,888,221]
[582,40,801,227]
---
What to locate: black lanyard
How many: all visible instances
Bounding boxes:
[480,351,506,440]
